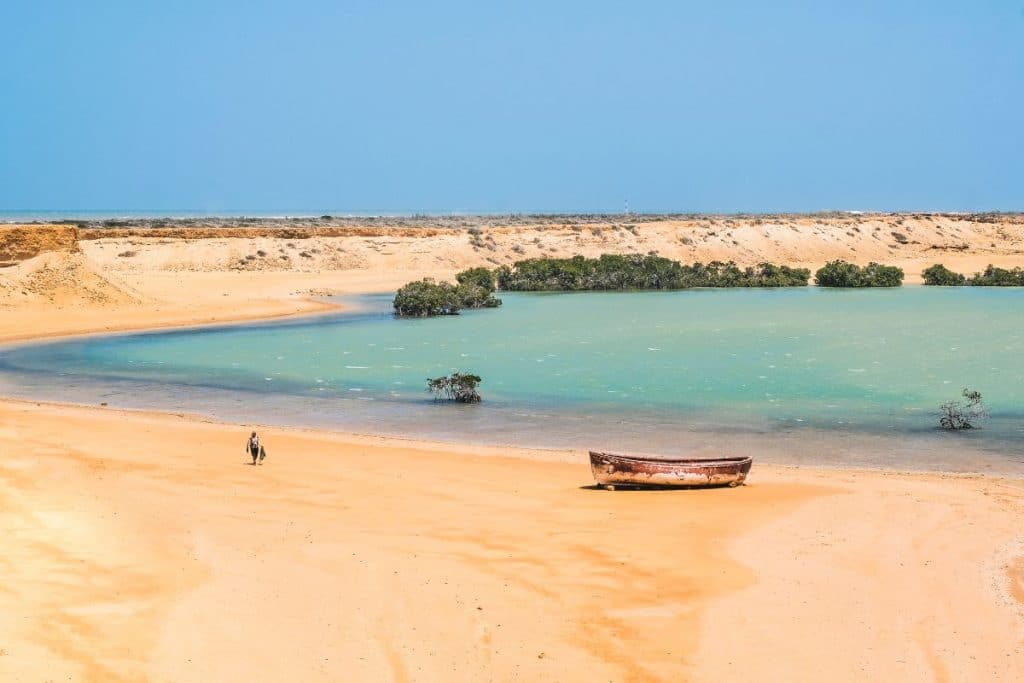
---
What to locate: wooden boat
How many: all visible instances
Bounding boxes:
[589,451,752,489]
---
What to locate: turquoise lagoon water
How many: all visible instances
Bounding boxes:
[2,288,1022,473]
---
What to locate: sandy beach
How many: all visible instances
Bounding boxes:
[2,400,1022,682]
[2,216,1023,681]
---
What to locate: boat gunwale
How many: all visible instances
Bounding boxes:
[589,451,752,467]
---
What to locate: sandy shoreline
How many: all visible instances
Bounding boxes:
[2,399,1022,682]
[1,218,1023,680]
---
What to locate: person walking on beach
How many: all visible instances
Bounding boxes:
[247,431,261,465]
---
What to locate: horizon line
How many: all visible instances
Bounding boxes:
[3,209,1024,224]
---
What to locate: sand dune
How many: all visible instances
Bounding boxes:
[73,213,1024,283]
[0,251,144,307]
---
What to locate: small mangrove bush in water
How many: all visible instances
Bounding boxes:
[394,269,501,316]
[921,264,1024,286]
[814,260,904,287]
[427,372,482,403]
[939,388,988,431]
[496,254,810,291]
[921,264,967,286]
[394,279,461,316]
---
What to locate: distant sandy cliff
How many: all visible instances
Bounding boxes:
[0,224,80,265]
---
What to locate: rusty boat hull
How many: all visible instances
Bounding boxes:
[589,451,753,489]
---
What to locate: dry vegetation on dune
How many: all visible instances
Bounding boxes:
[7,212,1019,276]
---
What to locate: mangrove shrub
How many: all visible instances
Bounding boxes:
[921,264,966,286]
[393,279,463,316]
[427,372,482,403]
[454,266,502,309]
[939,388,988,430]
[968,265,1024,286]
[814,260,904,287]
[394,269,501,316]
[919,263,1024,286]
[496,254,809,291]
[455,266,497,291]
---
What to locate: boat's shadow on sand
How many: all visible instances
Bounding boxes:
[578,483,744,492]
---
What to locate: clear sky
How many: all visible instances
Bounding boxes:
[1,1,1021,214]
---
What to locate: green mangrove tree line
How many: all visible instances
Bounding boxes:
[922,264,1024,286]
[495,254,811,291]
[393,255,919,315]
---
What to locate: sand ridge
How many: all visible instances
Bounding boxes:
[70,213,1024,282]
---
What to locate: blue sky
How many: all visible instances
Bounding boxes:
[1,1,1021,214]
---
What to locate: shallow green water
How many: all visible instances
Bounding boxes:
[2,288,1022,471]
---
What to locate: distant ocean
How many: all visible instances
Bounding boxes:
[1,210,257,222]
[0,210,489,223]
